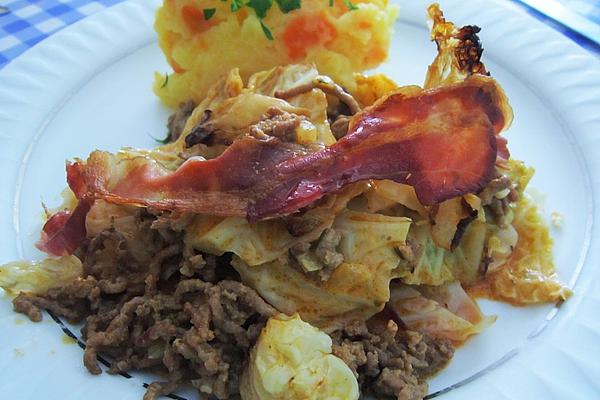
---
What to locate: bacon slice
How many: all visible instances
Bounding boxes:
[36,198,92,256]
[496,135,510,161]
[65,76,509,222]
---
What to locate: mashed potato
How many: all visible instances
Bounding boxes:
[154,0,398,107]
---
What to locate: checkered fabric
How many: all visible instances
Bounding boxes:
[0,0,598,69]
[0,0,125,68]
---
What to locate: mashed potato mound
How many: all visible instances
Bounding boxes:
[154,0,398,107]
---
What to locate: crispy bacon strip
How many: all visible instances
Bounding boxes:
[36,198,92,256]
[65,76,509,222]
[425,3,512,163]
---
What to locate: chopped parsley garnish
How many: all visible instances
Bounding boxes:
[150,132,171,145]
[275,0,301,13]
[260,20,274,40]
[160,73,169,88]
[231,0,243,12]
[203,8,216,20]
[342,0,358,10]
[198,0,358,40]
[247,0,273,19]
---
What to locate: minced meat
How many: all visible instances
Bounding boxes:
[331,319,454,400]
[14,209,274,400]
[13,208,454,400]
[290,228,345,281]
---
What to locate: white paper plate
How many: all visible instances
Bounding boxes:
[0,0,599,399]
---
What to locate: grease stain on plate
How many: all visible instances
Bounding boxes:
[62,335,76,345]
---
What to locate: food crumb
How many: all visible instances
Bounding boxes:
[62,335,76,345]
[49,350,56,356]
[526,189,546,208]
[13,349,24,358]
[551,212,564,229]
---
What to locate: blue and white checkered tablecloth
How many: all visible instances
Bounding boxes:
[0,0,125,68]
[0,0,599,69]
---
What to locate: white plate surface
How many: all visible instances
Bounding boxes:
[0,0,599,399]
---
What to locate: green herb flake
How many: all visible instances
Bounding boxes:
[260,20,274,40]
[203,8,216,20]
[160,73,169,89]
[150,132,171,145]
[329,0,334,6]
[275,0,301,13]
[343,0,358,10]
[231,0,243,12]
[247,0,273,19]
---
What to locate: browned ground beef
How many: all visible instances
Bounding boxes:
[248,107,305,142]
[289,227,345,281]
[13,209,275,400]
[13,208,454,400]
[479,173,520,227]
[332,319,454,400]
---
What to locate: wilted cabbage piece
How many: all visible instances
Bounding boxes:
[397,224,455,287]
[248,65,336,146]
[149,66,331,171]
[240,314,358,400]
[388,281,495,343]
[430,195,482,251]
[366,178,490,288]
[86,200,138,238]
[374,155,568,308]
[186,216,297,266]
[365,180,427,216]
[395,219,490,288]
[472,195,572,305]
[334,210,411,267]
[185,184,366,266]
[0,256,82,296]
[235,256,389,333]
[234,210,411,331]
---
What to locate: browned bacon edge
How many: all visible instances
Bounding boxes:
[38,76,511,256]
